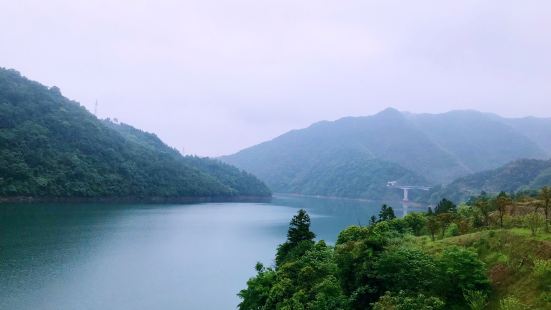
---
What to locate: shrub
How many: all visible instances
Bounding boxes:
[445,223,460,237]
[523,213,544,236]
[372,291,445,310]
[532,258,551,289]
[463,290,487,310]
[499,296,527,310]
[436,247,490,304]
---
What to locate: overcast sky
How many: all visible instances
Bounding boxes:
[1,1,550,156]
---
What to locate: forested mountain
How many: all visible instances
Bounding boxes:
[427,159,551,203]
[0,68,270,200]
[222,108,550,200]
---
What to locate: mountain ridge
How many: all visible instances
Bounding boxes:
[221,108,549,200]
[0,67,271,200]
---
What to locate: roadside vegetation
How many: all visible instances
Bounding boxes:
[238,187,551,309]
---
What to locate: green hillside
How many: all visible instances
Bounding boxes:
[222,108,548,200]
[282,150,427,200]
[238,190,551,310]
[0,68,270,200]
[427,159,551,203]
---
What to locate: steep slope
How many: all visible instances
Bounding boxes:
[0,68,270,200]
[223,108,465,188]
[105,121,272,198]
[222,108,546,199]
[427,159,551,203]
[283,150,428,200]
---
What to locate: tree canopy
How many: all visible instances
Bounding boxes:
[0,68,270,199]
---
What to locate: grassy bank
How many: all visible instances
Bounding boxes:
[417,228,551,309]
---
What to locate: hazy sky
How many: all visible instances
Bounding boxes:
[1,1,550,156]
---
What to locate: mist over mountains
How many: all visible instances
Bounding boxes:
[222,108,551,200]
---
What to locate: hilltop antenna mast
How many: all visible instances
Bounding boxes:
[94,100,98,117]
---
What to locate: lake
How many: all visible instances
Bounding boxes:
[0,195,424,310]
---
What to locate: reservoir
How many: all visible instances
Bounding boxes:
[0,195,424,309]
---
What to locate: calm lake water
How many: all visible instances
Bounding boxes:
[0,195,424,310]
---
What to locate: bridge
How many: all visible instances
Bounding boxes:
[387,181,431,202]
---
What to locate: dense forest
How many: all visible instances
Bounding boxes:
[427,159,551,203]
[238,188,551,309]
[280,151,427,201]
[222,108,551,200]
[0,68,270,200]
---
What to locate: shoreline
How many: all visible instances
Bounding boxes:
[274,192,429,206]
[0,195,272,204]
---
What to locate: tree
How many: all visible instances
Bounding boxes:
[238,263,276,310]
[427,207,434,216]
[374,247,438,293]
[372,291,444,310]
[287,209,316,244]
[426,215,439,241]
[378,204,396,222]
[436,247,490,304]
[267,241,348,310]
[539,186,551,232]
[403,212,427,236]
[276,209,316,266]
[524,212,544,236]
[435,198,457,214]
[474,196,492,228]
[463,290,487,310]
[437,212,455,239]
[495,192,512,228]
[334,226,386,310]
[369,215,377,226]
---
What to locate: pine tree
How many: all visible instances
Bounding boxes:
[287,209,316,245]
[378,204,396,222]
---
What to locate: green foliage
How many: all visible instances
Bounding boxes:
[463,290,487,310]
[378,204,396,222]
[276,209,316,266]
[373,247,438,293]
[240,211,323,309]
[287,209,316,245]
[436,212,456,239]
[524,212,544,236]
[532,259,551,290]
[436,247,490,303]
[426,215,439,241]
[224,108,549,201]
[238,263,277,309]
[435,198,457,214]
[403,212,427,236]
[499,296,528,310]
[431,159,551,203]
[474,196,494,227]
[239,197,551,310]
[0,68,270,199]
[540,186,551,232]
[496,192,512,228]
[271,241,347,310]
[372,291,445,310]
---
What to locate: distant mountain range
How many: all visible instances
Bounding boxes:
[0,68,270,201]
[222,108,551,201]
